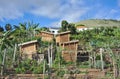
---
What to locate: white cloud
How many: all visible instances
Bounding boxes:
[0,0,89,24]
[32,0,89,27]
[31,0,61,18]
[0,0,120,27]
[0,0,33,21]
[49,8,88,27]
[31,0,88,20]
[0,7,23,20]
[93,8,120,20]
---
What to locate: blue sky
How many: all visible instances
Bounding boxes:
[0,0,120,27]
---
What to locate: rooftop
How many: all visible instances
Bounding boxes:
[41,31,54,35]
[61,40,79,44]
[18,40,38,46]
[56,31,71,35]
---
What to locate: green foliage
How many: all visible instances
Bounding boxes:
[57,70,65,77]
[71,26,120,72]
[0,26,4,32]
[66,61,74,66]
[39,27,50,32]
[76,24,85,26]
[15,59,49,74]
[0,31,13,50]
[13,22,39,43]
[77,61,89,68]
[82,61,89,65]
[5,24,12,31]
[61,20,68,31]
[60,20,77,34]
[1,21,120,77]
[72,27,120,48]
[96,55,100,60]
[0,22,53,75]
[68,23,77,34]
[32,61,49,74]
[75,19,120,28]
[15,59,31,73]
[53,50,66,68]
[23,35,41,43]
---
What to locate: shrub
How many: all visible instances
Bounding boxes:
[15,59,49,74]
[57,70,65,77]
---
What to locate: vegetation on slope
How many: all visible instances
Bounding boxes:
[75,19,120,27]
[0,20,120,78]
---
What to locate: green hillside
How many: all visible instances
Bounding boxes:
[75,19,120,27]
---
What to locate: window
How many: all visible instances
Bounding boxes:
[52,31,55,33]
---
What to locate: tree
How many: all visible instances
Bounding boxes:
[0,31,14,75]
[39,27,49,32]
[60,20,77,34]
[5,24,12,31]
[0,22,43,75]
[13,23,27,43]
[13,22,40,43]
[61,20,68,31]
[27,22,39,39]
[0,31,13,62]
[68,23,77,34]
[0,31,13,51]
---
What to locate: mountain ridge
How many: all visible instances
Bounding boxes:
[75,19,120,27]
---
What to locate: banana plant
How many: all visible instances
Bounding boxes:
[0,31,14,75]
[0,31,13,61]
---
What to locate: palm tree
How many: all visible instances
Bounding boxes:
[0,31,13,51]
[13,23,27,43]
[13,22,39,43]
[27,22,39,39]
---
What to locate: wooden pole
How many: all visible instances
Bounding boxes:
[88,52,91,68]
[48,46,51,67]
[93,52,96,68]
[51,44,52,67]
[47,46,51,79]
[43,60,45,79]
[113,60,117,79]
[100,48,104,71]
[108,47,116,79]
[12,44,17,67]
[75,43,77,66]
[1,49,6,76]
[58,47,61,71]
[91,52,94,68]
[118,53,120,77]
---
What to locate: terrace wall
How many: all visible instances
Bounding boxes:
[5,74,48,79]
